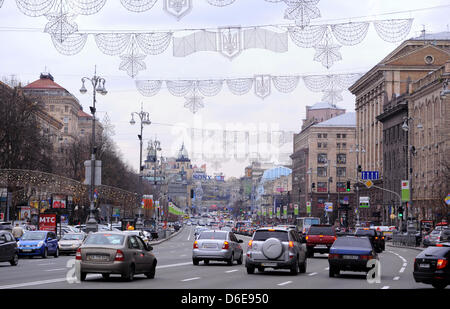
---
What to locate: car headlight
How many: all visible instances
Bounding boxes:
[36,241,44,248]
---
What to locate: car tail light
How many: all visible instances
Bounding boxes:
[334,236,337,241]
[193,241,198,249]
[75,248,82,260]
[305,236,309,241]
[289,241,294,248]
[248,240,253,249]
[114,250,125,262]
[375,237,378,240]
[436,244,443,247]
[437,259,448,270]
[222,241,229,250]
[360,255,374,260]
[328,254,340,259]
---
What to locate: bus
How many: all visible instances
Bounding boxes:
[295,217,320,239]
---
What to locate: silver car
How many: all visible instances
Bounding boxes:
[192,230,244,266]
[245,227,307,275]
[58,233,86,254]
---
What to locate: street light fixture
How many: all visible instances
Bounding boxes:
[130,103,152,227]
[79,67,108,233]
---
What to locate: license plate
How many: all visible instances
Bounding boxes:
[343,255,359,260]
[262,263,277,267]
[87,255,108,261]
[419,264,430,269]
[316,245,327,248]
[22,249,32,252]
[203,244,217,248]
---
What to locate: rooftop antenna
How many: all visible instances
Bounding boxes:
[421,25,426,44]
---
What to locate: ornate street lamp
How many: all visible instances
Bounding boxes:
[79,68,107,233]
[130,103,151,227]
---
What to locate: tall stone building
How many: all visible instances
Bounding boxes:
[349,33,450,224]
[292,102,356,225]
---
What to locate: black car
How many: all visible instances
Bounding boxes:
[354,228,382,253]
[374,230,385,251]
[413,243,450,289]
[0,231,19,266]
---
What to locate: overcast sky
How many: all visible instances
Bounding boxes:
[0,0,449,178]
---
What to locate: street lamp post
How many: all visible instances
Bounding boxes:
[349,144,365,227]
[130,104,151,227]
[80,68,107,233]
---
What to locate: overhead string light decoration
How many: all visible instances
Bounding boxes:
[0,0,4,8]
[136,72,363,113]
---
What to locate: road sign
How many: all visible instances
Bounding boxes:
[325,202,333,212]
[445,194,450,206]
[364,180,373,188]
[361,171,379,180]
[390,214,396,220]
[359,197,370,208]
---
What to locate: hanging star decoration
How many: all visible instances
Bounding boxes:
[44,12,78,43]
[283,0,321,28]
[119,40,147,78]
[313,29,342,69]
[184,87,204,114]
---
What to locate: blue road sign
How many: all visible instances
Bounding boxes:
[361,171,379,180]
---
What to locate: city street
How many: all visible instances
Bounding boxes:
[0,226,441,290]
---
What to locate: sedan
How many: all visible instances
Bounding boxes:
[193,230,244,266]
[328,236,378,277]
[77,232,157,281]
[17,231,59,258]
[413,243,450,289]
[58,233,86,255]
[0,231,18,266]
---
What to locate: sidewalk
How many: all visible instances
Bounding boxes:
[386,241,424,252]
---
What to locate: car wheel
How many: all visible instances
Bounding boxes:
[257,267,264,273]
[227,253,234,266]
[204,259,209,265]
[42,248,48,259]
[431,282,447,290]
[299,259,307,273]
[80,272,87,281]
[237,253,243,265]
[122,264,135,282]
[246,265,255,274]
[102,274,110,280]
[54,247,59,258]
[10,253,19,266]
[329,266,335,277]
[193,258,200,265]
[290,259,299,275]
[145,262,156,279]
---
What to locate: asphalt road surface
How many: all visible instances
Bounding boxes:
[0,226,446,290]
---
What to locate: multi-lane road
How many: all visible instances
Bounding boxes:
[0,226,444,290]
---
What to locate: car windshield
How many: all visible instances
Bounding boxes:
[304,218,320,226]
[62,234,84,241]
[334,237,371,248]
[21,232,46,241]
[198,231,227,240]
[308,226,335,235]
[253,230,289,242]
[84,234,124,245]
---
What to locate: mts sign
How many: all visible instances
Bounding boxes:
[39,214,56,232]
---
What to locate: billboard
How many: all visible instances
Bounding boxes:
[39,214,57,232]
[52,195,66,209]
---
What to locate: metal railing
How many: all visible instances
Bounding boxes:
[392,232,421,247]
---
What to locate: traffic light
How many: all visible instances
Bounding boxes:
[346,181,351,192]
[312,183,316,189]
[357,165,362,173]
[398,206,404,219]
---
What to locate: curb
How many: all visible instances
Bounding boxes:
[149,226,185,246]
[387,243,424,252]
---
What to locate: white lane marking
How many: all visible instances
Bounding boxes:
[381,286,390,289]
[45,268,67,272]
[181,277,200,282]
[187,228,192,241]
[277,281,292,286]
[308,272,318,276]
[225,269,239,273]
[180,254,187,257]
[393,277,400,281]
[38,263,56,266]
[157,262,192,269]
[399,267,405,273]
[402,263,407,267]
[0,278,67,289]
[325,267,329,270]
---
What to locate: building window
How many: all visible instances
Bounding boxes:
[318,142,322,148]
[64,126,68,134]
[322,143,327,148]
[65,106,68,113]
[342,134,346,139]
[317,182,328,192]
[323,134,327,138]
[342,143,347,149]
[318,153,328,164]
[337,153,346,164]
[318,133,322,138]
[337,143,341,149]
[50,105,55,112]
[337,167,346,177]
[317,167,327,177]
[337,134,341,138]
[336,182,346,192]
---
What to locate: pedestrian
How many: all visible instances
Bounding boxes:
[12,223,24,240]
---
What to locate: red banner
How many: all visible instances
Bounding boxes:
[39,214,56,232]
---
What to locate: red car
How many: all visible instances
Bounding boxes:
[306,224,337,257]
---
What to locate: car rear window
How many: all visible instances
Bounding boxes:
[253,230,289,242]
[198,231,227,240]
[84,234,124,245]
[334,237,371,248]
[355,229,376,236]
[308,226,335,235]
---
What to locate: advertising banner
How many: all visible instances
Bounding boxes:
[39,214,57,232]
[52,195,66,209]
[269,208,273,219]
[294,204,299,216]
[401,180,410,202]
[20,206,31,221]
[306,201,311,214]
